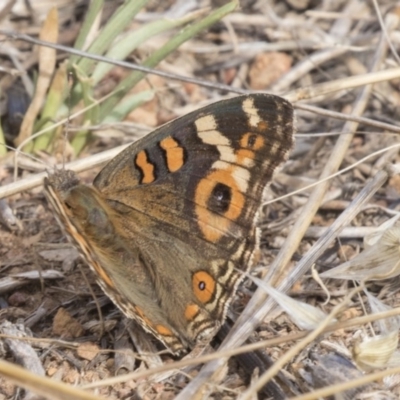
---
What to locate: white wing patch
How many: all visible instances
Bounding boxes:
[195,115,250,193]
[242,97,261,128]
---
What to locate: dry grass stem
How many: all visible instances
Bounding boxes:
[1,1,400,398]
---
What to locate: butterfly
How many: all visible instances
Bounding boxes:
[44,94,294,354]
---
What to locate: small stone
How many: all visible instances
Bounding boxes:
[52,308,84,339]
[8,292,28,306]
[77,342,100,361]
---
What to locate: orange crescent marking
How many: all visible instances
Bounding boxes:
[236,148,255,166]
[136,307,172,336]
[193,271,215,304]
[135,151,155,183]
[135,306,144,318]
[159,136,185,173]
[185,304,200,321]
[72,229,116,290]
[194,169,245,242]
[256,121,269,134]
[135,306,153,327]
[156,325,173,336]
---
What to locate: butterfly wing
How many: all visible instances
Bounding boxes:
[45,170,190,352]
[91,94,294,351]
[45,94,294,353]
[95,94,293,250]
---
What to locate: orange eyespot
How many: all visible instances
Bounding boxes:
[194,170,245,242]
[193,271,215,304]
[240,133,264,150]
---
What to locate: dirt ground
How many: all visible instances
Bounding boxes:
[1,1,400,399]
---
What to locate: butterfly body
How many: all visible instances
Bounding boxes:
[45,94,294,354]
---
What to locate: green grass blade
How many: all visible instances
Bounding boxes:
[76,0,149,74]
[102,90,155,123]
[33,62,69,151]
[99,0,238,120]
[69,0,104,65]
[92,12,199,85]
[0,123,5,157]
